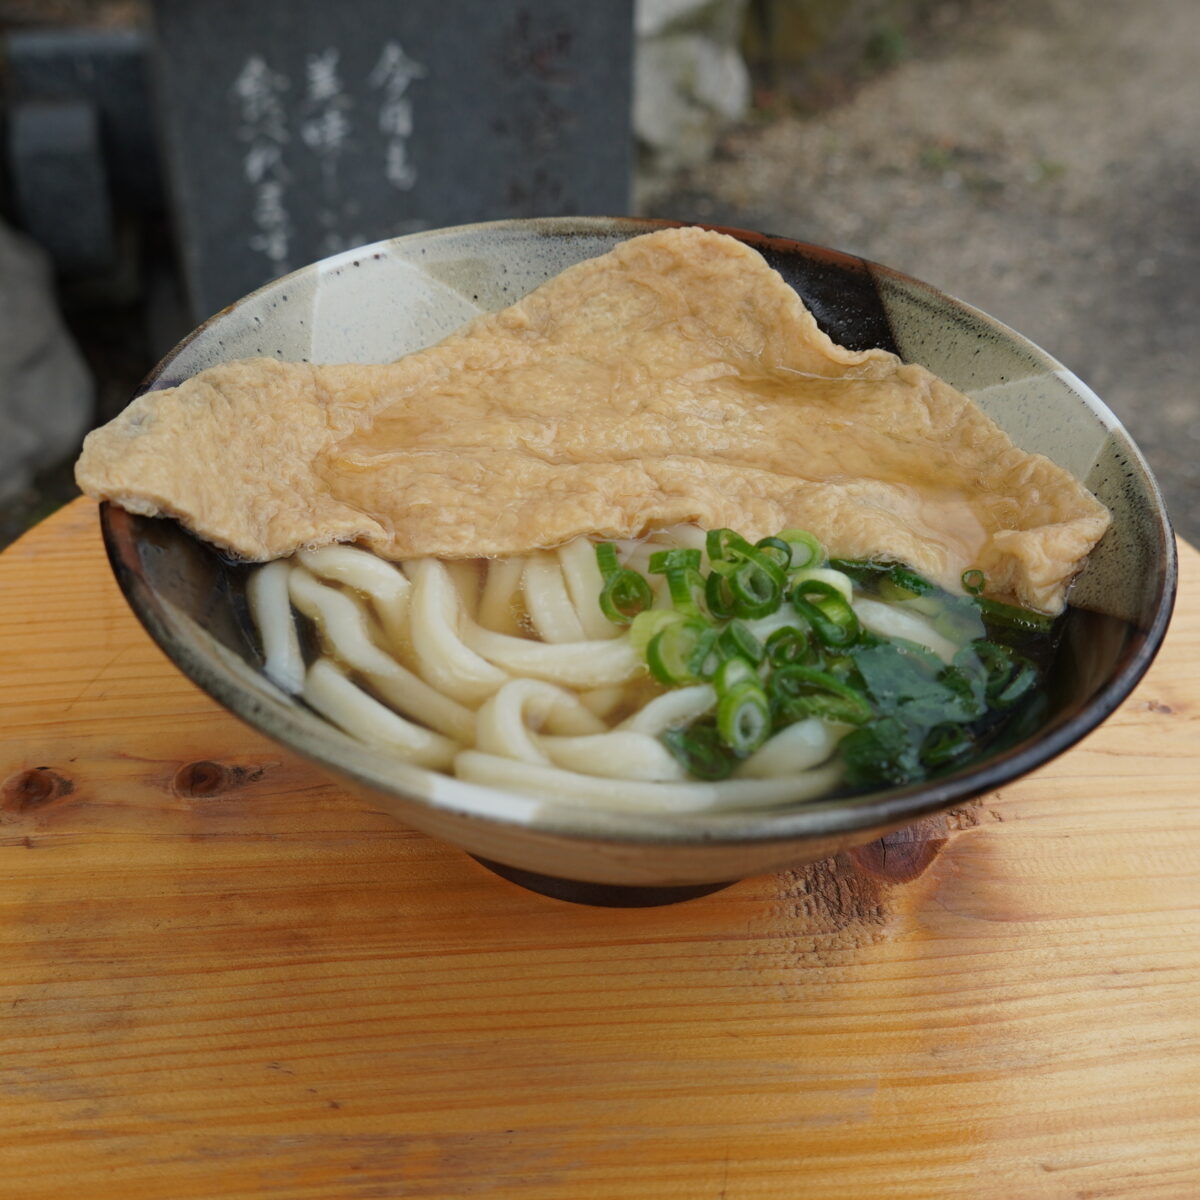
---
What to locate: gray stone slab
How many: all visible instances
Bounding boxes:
[150,0,634,319]
[8,100,116,274]
[5,28,162,214]
[0,218,93,502]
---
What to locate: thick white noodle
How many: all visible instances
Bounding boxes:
[304,658,458,769]
[577,685,627,720]
[556,537,620,640]
[523,553,587,643]
[734,718,841,779]
[475,679,608,764]
[461,619,643,688]
[246,560,305,694]
[538,731,688,782]
[658,524,707,553]
[406,559,510,704]
[455,751,844,814]
[288,567,397,676]
[286,567,475,742]
[618,685,715,735]
[853,597,959,664]
[477,557,526,636]
[297,545,411,648]
[359,666,477,746]
[445,560,482,620]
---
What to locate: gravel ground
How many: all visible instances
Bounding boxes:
[648,0,1200,544]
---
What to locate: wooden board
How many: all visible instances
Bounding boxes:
[1,496,1197,1199]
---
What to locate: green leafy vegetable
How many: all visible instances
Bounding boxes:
[598,528,1054,790]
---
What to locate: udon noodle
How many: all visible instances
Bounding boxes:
[246,524,1031,814]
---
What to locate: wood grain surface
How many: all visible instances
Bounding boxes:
[1,497,1197,1200]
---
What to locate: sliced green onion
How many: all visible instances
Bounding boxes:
[730,557,784,619]
[788,579,860,647]
[765,624,810,667]
[769,665,873,725]
[714,655,756,695]
[628,608,687,656]
[880,564,937,601]
[961,568,986,596]
[662,723,735,780]
[920,722,975,768]
[977,596,1056,635]
[594,542,621,580]
[779,529,824,569]
[937,662,987,721]
[716,680,771,755]
[687,626,722,682]
[706,528,755,564]
[828,557,889,586]
[663,566,707,617]
[646,619,709,685]
[787,566,853,604]
[970,641,1038,708]
[716,619,765,666]
[599,568,653,626]
[705,570,736,620]
[994,661,1038,707]
[753,536,793,571]
[648,548,702,575]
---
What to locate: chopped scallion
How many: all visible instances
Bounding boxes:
[646,619,709,685]
[705,570,736,620]
[729,558,783,618]
[765,624,810,667]
[961,568,986,596]
[662,566,707,617]
[716,680,771,755]
[716,619,765,666]
[788,579,860,647]
[662,723,735,780]
[599,568,653,625]
[779,529,824,569]
[977,596,1056,634]
[753,536,793,571]
[649,548,702,575]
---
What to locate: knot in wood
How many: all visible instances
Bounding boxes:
[2,767,74,812]
[849,820,949,884]
[173,760,232,798]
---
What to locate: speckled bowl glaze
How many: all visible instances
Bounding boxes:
[100,217,1177,895]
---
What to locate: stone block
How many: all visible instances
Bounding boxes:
[0,220,93,502]
[150,0,634,318]
[8,99,116,275]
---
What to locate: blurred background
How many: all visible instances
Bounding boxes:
[1,0,1196,548]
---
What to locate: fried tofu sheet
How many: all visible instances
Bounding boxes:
[76,227,1109,612]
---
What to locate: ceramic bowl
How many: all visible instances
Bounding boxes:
[100,217,1177,900]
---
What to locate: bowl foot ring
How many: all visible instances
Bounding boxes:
[470,857,734,907]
